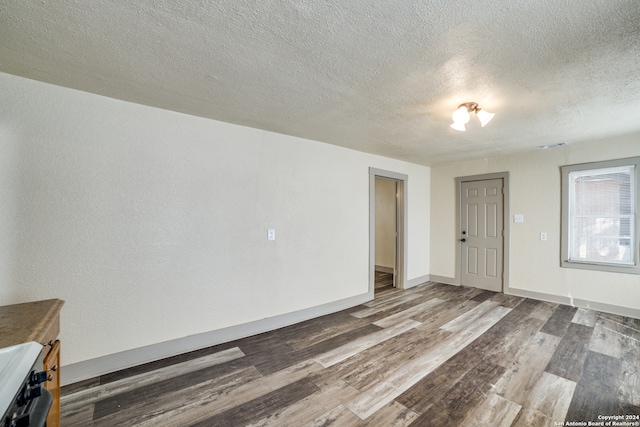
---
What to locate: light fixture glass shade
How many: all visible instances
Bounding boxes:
[450,122,466,131]
[451,106,471,125]
[476,109,495,127]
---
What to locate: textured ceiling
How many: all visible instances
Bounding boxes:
[1,0,639,165]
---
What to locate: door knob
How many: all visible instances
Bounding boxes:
[460,238,466,242]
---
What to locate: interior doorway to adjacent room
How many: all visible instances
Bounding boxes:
[374,177,398,290]
[369,168,407,296]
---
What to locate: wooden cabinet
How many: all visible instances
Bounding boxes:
[0,299,64,427]
[44,340,61,427]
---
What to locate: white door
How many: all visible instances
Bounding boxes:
[460,179,504,292]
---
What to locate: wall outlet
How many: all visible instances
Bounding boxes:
[267,229,275,241]
[540,232,547,241]
[514,214,524,223]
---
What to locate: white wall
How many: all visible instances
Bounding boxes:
[374,177,396,270]
[430,134,640,315]
[0,72,430,374]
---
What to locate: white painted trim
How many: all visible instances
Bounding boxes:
[427,274,640,319]
[421,275,640,319]
[427,274,459,286]
[369,168,409,182]
[405,274,431,289]
[507,287,640,320]
[61,292,371,386]
[375,265,394,274]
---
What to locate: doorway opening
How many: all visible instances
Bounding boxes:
[374,177,398,292]
[369,168,408,297]
[456,172,510,293]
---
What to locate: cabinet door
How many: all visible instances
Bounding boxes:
[44,340,61,427]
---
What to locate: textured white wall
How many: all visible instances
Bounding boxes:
[0,72,430,365]
[430,135,640,312]
[374,178,396,269]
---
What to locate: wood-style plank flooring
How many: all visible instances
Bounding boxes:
[61,277,640,426]
[374,270,395,292]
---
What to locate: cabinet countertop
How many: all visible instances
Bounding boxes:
[0,299,65,348]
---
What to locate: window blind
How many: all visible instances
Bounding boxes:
[568,165,636,265]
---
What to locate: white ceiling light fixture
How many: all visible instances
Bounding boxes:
[451,102,495,131]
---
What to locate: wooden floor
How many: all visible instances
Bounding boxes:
[61,278,640,426]
[374,270,394,291]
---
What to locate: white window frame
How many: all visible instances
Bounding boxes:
[561,156,640,274]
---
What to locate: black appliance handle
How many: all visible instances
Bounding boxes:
[25,388,52,427]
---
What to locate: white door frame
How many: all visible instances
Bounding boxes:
[455,172,511,293]
[369,168,408,295]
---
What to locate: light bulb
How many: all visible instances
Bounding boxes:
[451,106,471,125]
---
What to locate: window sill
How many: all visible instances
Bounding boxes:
[561,259,640,275]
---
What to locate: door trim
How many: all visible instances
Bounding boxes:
[369,168,408,295]
[455,172,511,293]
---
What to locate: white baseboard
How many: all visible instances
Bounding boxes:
[62,283,639,386]
[374,265,393,274]
[405,274,431,289]
[420,275,640,319]
[427,275,459,286]
[507,287,640,320]
[62,292,372,386]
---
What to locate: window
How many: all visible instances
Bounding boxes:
[561,157,639,274]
